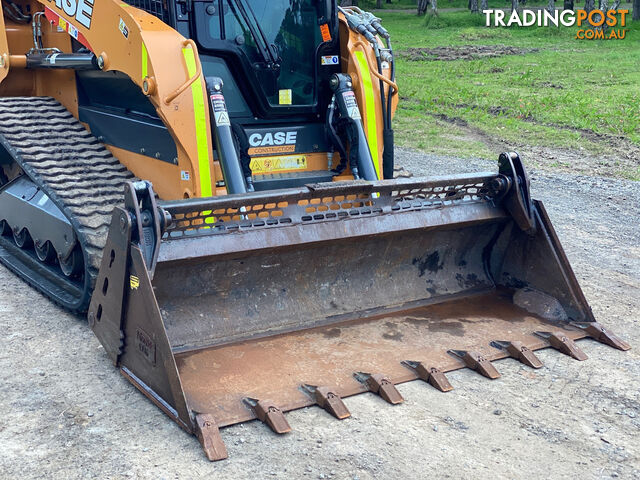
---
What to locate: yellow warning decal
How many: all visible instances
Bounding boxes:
[250,155,307,175]
[130,275,140,290]
[279,89,292,105]
[141,42,148,80]
[182,46,213,197]
[354,50,381,180]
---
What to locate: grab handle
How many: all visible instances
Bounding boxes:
[164,39,203,105]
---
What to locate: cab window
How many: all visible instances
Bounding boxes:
[202,0,325,107]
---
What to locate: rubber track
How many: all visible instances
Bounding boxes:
[0,97,134,312]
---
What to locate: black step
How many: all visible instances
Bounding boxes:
[252,170,335,191]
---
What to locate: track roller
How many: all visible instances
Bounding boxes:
[13,228,33,249]
[35,240,57,263]
[60,247,84,278]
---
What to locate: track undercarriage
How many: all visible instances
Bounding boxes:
[0,97,133,311]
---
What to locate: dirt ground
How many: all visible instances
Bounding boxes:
[0,149,638,479]
[399,45,539,62]
[417,111,640,180]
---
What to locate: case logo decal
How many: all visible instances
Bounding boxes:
[47,0,94,29]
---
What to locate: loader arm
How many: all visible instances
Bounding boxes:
[1,0,217,198]
[0,11,8,83]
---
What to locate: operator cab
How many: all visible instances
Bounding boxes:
[77,0,346,193]
[178,0,344,190]
[192,0,339,115]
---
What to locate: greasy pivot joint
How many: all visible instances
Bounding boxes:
[498,151,536,235]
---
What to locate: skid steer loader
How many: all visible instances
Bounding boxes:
[0,0,630,461]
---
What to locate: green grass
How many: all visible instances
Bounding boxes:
[378,11,640,173]
[621,166,640,180]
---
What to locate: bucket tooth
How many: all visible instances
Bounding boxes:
[402,361,453,392]
[355,373,404,405]
[490,341,543,369]
[195,414,228,462]
[449,350,501,379]
[302,385,351,420]
[535,331,588,361]
[571,322,631,351]
[244,399,291,434]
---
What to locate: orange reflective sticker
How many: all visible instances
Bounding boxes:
[320,24,332,42]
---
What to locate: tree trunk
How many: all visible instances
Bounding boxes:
[376,0,383,8]
[634,0,640,20]
[547,0,555,12]
[511,0,519,13]
[431,0,438,14]
[417,0,429,15]
[591,0,606,28]
[597,0,620,31]
[563,0,574,10]
[470,0,479,13]
[584,0,595,14]
[480,0,488,10]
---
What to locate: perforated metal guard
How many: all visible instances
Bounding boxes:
[123,0,172,24]
[161,174,498,239]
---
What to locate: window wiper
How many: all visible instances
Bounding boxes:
[240,0,280,64]
[228,0,279,67]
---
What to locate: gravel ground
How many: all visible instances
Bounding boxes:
[1,148,638,479]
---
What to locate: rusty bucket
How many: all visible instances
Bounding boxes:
[88,153,629,460]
